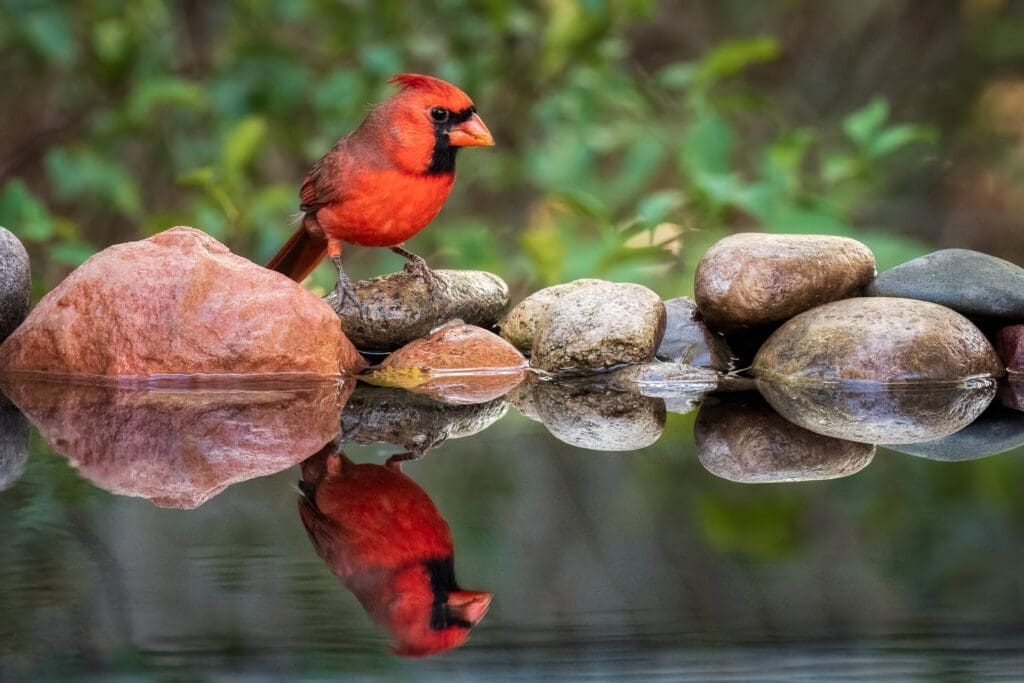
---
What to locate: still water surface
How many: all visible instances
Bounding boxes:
[1,377,1023,681]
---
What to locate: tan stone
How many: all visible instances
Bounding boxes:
[0,227,365,377]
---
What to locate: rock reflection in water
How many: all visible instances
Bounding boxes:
[298,445,491,657]
[0,390,29,490]
[339,384,508,458]
[756,378,996,444]
[511,377,666,451]
[885,404,1024,461]
[0,378,352,508]
[695,393,875,483]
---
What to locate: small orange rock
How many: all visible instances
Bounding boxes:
[365,322,527,405]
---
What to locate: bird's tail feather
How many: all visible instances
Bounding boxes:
[266,219,328,282]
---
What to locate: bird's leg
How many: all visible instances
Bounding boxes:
[391,244,444,295]
[328,239,360,309]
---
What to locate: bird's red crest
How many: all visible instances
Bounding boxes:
[389,73,474,110]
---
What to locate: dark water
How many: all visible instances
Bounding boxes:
[2,376,1024,681]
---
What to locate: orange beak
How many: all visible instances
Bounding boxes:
[447,590,493,624]
[447,113,494,147]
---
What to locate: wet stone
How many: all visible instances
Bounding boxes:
[752,297,1003,384]
[361,322,526,405]
[529,281,666,373]
[756,379,996,444]
[695,394,875,483]
[864,249,1024,321]
[328,269,510,351]
[1001,377,1024,412]
[656,297,734,370]
[996,325,1024,374]
[885,404,1024,462]
[0,227,31,344]
[510,377,666,451]
[604,362,720,415]
[694,232,875,332]
[0,227,365,377]
[339,384,509,458]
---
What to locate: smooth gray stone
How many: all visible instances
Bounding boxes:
[865,249,1024,320]
[656,296,734,370]
[885,404,1024,461]
[0,226,31,343]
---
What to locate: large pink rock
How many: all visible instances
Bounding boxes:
[0,227,365,377]
[1,377,354,508]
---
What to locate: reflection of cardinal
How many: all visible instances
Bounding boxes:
[298,445,491,657]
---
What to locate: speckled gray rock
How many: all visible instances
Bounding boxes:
[0,227,31,343]
[0,392,29,491]
[327,269,510,351]
[756,378,996,444]
[656,297,734,370]
[498,279,606,351]
[695,394,875,483]
[865,249,1024,320]
[752,298,1004,384]
[531,281,666,373]
[510,378,665,451]
[695,233,876,331]
[339,384,509,457]
[885,405,1024,461]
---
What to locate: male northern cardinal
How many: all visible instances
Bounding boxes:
[298,445,492,657]
[268,74,494,305]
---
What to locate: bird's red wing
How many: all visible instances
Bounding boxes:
[299,143,350,213]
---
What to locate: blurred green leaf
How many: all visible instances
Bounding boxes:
[0,181,55,241]
[843,97,890,147]
[222,116,268,178]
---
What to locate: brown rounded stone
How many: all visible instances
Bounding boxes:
[694,233,876,331]
[695,394,875,483]
[362,322,526,405]
[0,227,365,378]
[752,297,1003,383]
[1,377,353,508]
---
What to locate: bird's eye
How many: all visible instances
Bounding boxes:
[430,107,449,122]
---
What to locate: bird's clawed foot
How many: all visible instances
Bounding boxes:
[391,245,444,297]
[331,254,361,310]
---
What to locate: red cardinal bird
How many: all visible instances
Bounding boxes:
[298,445,492,657]
[268,74,494,305]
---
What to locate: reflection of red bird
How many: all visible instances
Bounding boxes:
[267,74,494,305]
[298,446,492,657]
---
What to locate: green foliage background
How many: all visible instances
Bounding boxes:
[4,1,1023,301]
